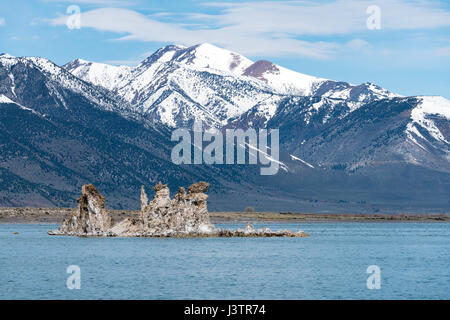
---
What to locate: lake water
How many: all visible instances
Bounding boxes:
[0,222,449,299]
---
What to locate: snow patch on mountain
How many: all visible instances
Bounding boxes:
[407,96,450,144]
[64,59,133,91]
[244,61,325,95]
[0,94,15,104]
[366,83,400,100]
[414,96,450,119]
[175,43,254,76]
[0,94,39,114]
[0,54,17,67]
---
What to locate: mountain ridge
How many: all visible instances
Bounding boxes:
[64,43,400,129]
[0,45,449,212]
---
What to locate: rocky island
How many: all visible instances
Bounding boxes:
[48,182,309,238]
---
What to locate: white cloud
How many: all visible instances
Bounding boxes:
[0,17,5,26]
[47,0,450,59]
[346,39,370,50]
[199,0,450,35]
[49,7,337,59]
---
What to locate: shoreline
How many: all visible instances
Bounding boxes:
[0,207,448,224]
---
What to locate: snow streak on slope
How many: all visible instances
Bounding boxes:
[0,94,40,115]
[290,154,315,168]
[242,142,289,172]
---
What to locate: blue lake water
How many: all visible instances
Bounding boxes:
[0,222,449,299]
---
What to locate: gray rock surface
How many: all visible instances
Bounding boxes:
[56,184,114,235]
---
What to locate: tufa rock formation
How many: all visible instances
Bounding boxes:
[57,184,114,235]
[49,182,309,238]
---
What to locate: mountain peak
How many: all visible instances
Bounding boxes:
[63,58,92,70]
[74,58,91,64]
[192,42,222,51]
[139,42,255,76]
[0,53,18,67]
[0,53,15,58]
[173,43,254,76]
[140,44,187,66]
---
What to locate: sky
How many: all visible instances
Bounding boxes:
[0,0,449,98]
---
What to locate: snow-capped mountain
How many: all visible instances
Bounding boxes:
[0,53,135,118]
[63,43,449,175]
[65,43,398,128]
[0,54,235,208]
[272,95,450,174]
[1,47,449,212]
[66,44,277,127]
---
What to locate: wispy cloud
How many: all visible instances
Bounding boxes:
[46,0,450,59]
[0,17,5,26]
[199,0,450,35]
[48,7,337,59]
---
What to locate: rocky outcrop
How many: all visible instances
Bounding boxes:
[49,182,309,238]
[116,182,215,236]
[56,184,114,235]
